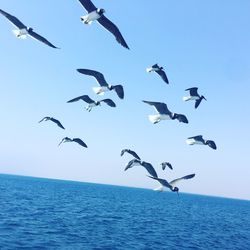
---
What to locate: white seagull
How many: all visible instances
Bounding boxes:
[142,100,188,124]
[58,137,88,148]
[78,0,129,49]
[39,117,65,129]
[148,174,195,194]
[125,159,158,178]
[120,149,141,160]
[146,64,169,84]
[77,69,124,99]
[0,8,59,48]
[183,87,206,108]
[186,135,217,150]
[67,94,116,112]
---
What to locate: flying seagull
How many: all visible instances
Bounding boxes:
[77,69,124,99]
[78,0,129,49]
[120,149,141,160]
[186,135,217,150]
[149,174,195,194]
[0,9,59,49]
[125,159,158,178]
[146,64,169,84]
[67,94,116,111]
[142,100,188,124]
[58,137,88,148]
[161,162,173,170]
[39,117,65,129]
[183,87,206,108]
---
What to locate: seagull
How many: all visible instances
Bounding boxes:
[161,162,173,170]
[0,8,59,49]
[146,64,169,84]
[67,94,116,111]
[58,137,88,148]
[142,100,188,124]
[183,87,206,108]
[39,117,65,129]
[78,0,129,49]
[148,174,195,194]
[120,149,141,160]
[124,159,158,178]
[186,135,217,150]
[77,69,124,99]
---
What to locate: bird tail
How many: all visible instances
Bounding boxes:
[148,115,160,124]
[153,185,164,192]
[93,87,105,95]
[182,96,190,101]
[80,16,93,25]
[12,30,27,39]
[146,67,153,73]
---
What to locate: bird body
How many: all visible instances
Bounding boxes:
[77,69,124,99]
[0,9,59,48]
[149,174,195,194]
[143,100,188,124]
[58,137,88,148]
[78,0,129,49]
[125,159,158,178]
[161,162,173,170]
[120,149,141,160]
[186,135,217,150]
[146,64,169,84]
[39,117,65,129]
[81,9,104,24]
[183,87,206,108]
[67,94,115,111]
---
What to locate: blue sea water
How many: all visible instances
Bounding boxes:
[0,174,249,249]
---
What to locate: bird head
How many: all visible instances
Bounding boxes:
[172,187,179,193]
[97,8,105,15]
[201,95,207,101]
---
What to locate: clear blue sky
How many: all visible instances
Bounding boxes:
[1,0,250,200]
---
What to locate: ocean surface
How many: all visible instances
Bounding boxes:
[0,174,249,250]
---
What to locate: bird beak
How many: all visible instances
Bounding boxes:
[177,191,179,197]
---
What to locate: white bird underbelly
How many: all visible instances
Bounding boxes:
[186,139,204,145]
[93,86,109,95]
[153,185,165,192]
[81,11,101,24]
[183,96,199,101]
[12,28,28,39]
[148,114,171,124]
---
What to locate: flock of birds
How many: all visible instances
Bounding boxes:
[1,0,217,195]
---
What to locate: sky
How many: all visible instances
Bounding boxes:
[1,0,250,200]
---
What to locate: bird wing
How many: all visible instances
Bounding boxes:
[28,30,59,49]
[142,100,170,115]
[206,140,217,150]
[78,0,97,12]
[100,99,116,107]
[152,63,159,68]
[68,95,94,104]
[58,137,67,146]
[185,87,198,96]
[73,138,88,148]
[97,15,129,49]
[156,69,169,84]
[50,118,65,129]
[174,113,189,123]
[195,98,203,109]
[38,117,49,123]
[187,135,204,141]
[0,9,26,29]
[169,174,195,186]
[112,85,124,99]
[77,69,108,86]
[147,176,172,189]
[141,162,158,178]
[120,149,141,160]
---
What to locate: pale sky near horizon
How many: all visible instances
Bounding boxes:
[1,0,250,200]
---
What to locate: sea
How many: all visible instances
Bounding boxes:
[0,174,249,250]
